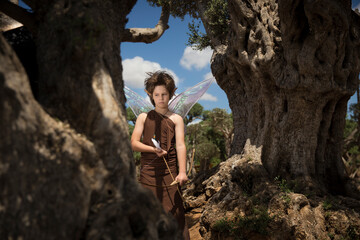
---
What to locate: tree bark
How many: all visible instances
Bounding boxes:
[122,3,170,43]
[209,0,360,194]
[0,0,23,32]
[35,0,134,181]
[357,75,360,146]
[0,0,35,33]
[0,0,181,239]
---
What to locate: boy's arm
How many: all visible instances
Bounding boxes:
[131,113,155,153]
[174,115,188,185]
[131,113,167,156]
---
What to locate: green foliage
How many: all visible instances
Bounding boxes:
[210,157,221,167]
[202,110,211,121]
[343,108,360,179]
[186,107,233,170]
[213,208,272,238]
[133,151,141,165]
[187,20,211,50]
[349,103,360,121]
[187,0,229,49]
[185,102,204,125]
[128,123,141,165]
[205,108,233,131]
[274,176,292,193]
[348,146,360,157]
[212,217,232,233]
[205,126,227,160]
[126,107,137,125]
[344,117,357,139]
[203,0,229,40]
[146,0,229,49]
[322,199,333,211]
[128,123,135,139]
[196,141,220,169]
[185,106,227,171]
[128,124,135,136]
[146,0,199,19]
[274,176,293,205]
[281,194,291,205]
[343,111,360,178]
[204,108,233,159]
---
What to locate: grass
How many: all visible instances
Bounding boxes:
[274,176,293,206]
[281,194,291,204]
[274,176,292,193]
[322,199,333,211]
[212,207,273,239]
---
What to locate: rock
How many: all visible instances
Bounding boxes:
[183,153,360,240]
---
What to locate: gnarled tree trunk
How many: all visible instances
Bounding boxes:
[206,0,360,194]
[0,0,181,239]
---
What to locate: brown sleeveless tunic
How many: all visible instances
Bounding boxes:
[139,110,189,239]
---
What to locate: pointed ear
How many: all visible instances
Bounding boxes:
[144,89,151,97]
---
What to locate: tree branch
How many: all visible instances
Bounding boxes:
[195,0,223,48]
[0,0,36,33]
[122,3,170,43]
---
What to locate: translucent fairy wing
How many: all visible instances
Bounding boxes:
[124,85,153,117]
[169,77,215,118]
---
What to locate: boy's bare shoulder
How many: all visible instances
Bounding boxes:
[170,113,183,124]
[137,112,148,121]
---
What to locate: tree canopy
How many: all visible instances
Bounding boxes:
[147,0,229,49]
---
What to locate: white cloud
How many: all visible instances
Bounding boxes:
[201,92,217,101]
[180,46,212,70]
[353,3,360,10]
[204,72,214,81]
[122,56,180,89]
[188,119,203,125]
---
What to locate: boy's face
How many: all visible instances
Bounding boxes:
[152,85,170,108]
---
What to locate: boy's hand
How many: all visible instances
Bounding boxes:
[175,172,188,186]
[154,147,167,157]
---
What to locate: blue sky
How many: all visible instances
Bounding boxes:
[18,0,360,113]
[122,0,360,114]
[121,1,228,112]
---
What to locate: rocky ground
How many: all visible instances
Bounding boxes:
[184,154,360,240]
